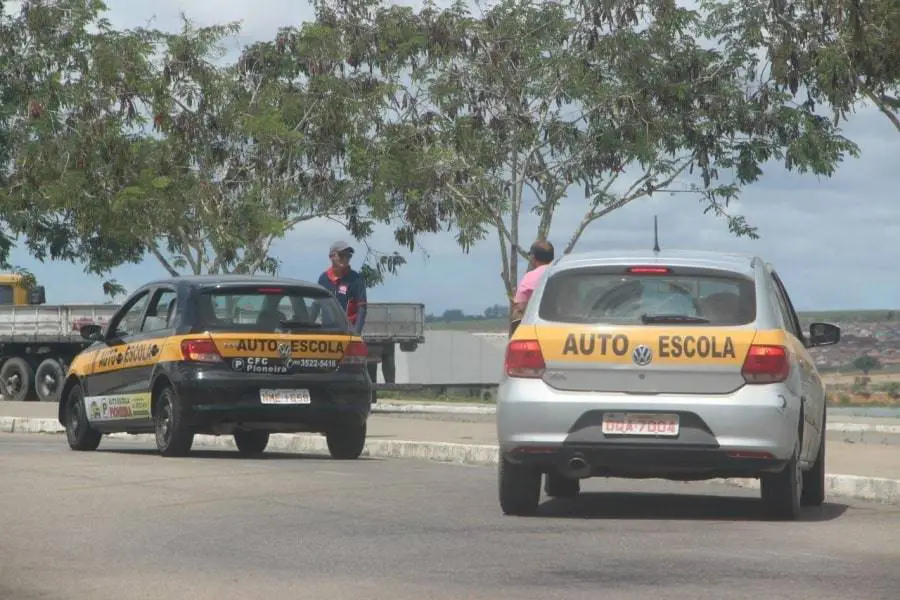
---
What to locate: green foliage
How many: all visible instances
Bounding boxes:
[314,0,859,300]
[0,0,873,301]
[853,355,882,375]
[0,0,156,284]
[703,0,900,130]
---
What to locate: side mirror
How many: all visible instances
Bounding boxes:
[809,322,840,347]
[28,285,46,305]
[79,323,104,342]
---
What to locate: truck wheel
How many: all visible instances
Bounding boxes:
[153,384,194,457]
[234,430,269,456]
[381,348,396,384]
[326,420,366,459]
[64,383,102,451]
[35,358,65,402]
[0,357,33,402]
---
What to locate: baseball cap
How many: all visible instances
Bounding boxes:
[329,240,354,255]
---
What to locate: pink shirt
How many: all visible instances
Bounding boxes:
[514,264,548,304]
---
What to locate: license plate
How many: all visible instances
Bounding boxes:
[259,389,311,405]
[602,412,679,436]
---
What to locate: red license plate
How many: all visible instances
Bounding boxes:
[601,413,680,436]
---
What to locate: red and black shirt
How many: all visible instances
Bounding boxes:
[318,267,367,332]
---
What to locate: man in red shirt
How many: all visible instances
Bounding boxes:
[315,241,368,334]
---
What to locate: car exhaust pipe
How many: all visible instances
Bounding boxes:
[567,455,591,479]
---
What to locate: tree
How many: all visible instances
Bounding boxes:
[0,0,158,295]
[319,0,859,306]
[703,0,900,132]
[853,355,881,375]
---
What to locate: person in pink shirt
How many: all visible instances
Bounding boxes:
[510,240,555,334]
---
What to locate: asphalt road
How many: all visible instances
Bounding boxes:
[1,435,899,600]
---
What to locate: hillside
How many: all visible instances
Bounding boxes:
[426,310,900,333]
[425,309,900,376]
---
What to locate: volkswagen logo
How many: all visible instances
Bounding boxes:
[277,343,292,359]
[632,344,653,366]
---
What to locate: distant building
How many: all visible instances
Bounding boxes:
[377,330,506,385]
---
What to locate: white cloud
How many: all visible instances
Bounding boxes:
[7,0,899,316]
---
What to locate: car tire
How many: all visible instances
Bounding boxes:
[64,383,102,451]
[544,471,580,499]
[760,438,803,521]
[326,420,366,459]
[153,385,194,457]
[234,430,269,456]
[1,357,33,402]
[801,412,826,507]
[498,456,541,516]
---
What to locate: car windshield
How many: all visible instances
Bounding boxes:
[194,285,349,332]
[538,268,757,326]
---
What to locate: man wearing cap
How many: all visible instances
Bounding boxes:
[509,239,554,334]
[316,241,368,334]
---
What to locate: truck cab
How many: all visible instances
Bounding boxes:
[0,273,46,306]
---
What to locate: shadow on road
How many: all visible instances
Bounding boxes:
[537,491,849,522]
[97,447,384,462]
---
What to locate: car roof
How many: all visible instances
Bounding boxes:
[552,248,764,278]
[140,274,324,291]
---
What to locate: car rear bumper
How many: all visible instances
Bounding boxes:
[166,364,372,435]
[496,377,800,478]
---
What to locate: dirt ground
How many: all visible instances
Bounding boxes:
[822,372,900,385]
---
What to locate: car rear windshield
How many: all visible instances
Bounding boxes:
[194,286,350,332]
[538,268,757,326]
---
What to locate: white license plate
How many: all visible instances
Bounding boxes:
[259,389,311,405]
[602,412,679,436]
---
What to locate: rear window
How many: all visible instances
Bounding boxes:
[538,269,756,326]
[194,286,349,332]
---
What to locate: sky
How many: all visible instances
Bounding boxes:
[7,0,900,315]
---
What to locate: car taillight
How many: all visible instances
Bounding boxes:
[741,344,789,384]
[181,339,223,363]
[626,266,671,274]
[340,340,368,368]
[505,339,545,378]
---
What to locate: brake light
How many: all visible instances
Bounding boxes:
[256,288,283,294]
[741,344,789,383]
[180,339,223,363]
[627,266,671,274]
[505,340,545,378]
[340,340,368,367]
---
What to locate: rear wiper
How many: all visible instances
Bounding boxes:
[278,320,322,329]
[641,314,710,324]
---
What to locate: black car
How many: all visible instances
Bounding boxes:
[58,275,373,458]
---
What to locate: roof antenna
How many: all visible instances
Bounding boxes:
[652,215,661,254]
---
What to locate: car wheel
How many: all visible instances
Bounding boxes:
[234,430,270,456]
[760,438,803,520]
[498,456,541,516]
[325,420,366,459]
[544,471,580,499]
[153,385,194,457]
[801,412,826,507]
[64,383,102,451]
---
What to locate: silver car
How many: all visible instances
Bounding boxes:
[496,249,840,520]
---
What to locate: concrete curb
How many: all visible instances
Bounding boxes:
[3,416,898,505]
[374,403,900,435]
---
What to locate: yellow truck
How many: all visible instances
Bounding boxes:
[0,274,117,402]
